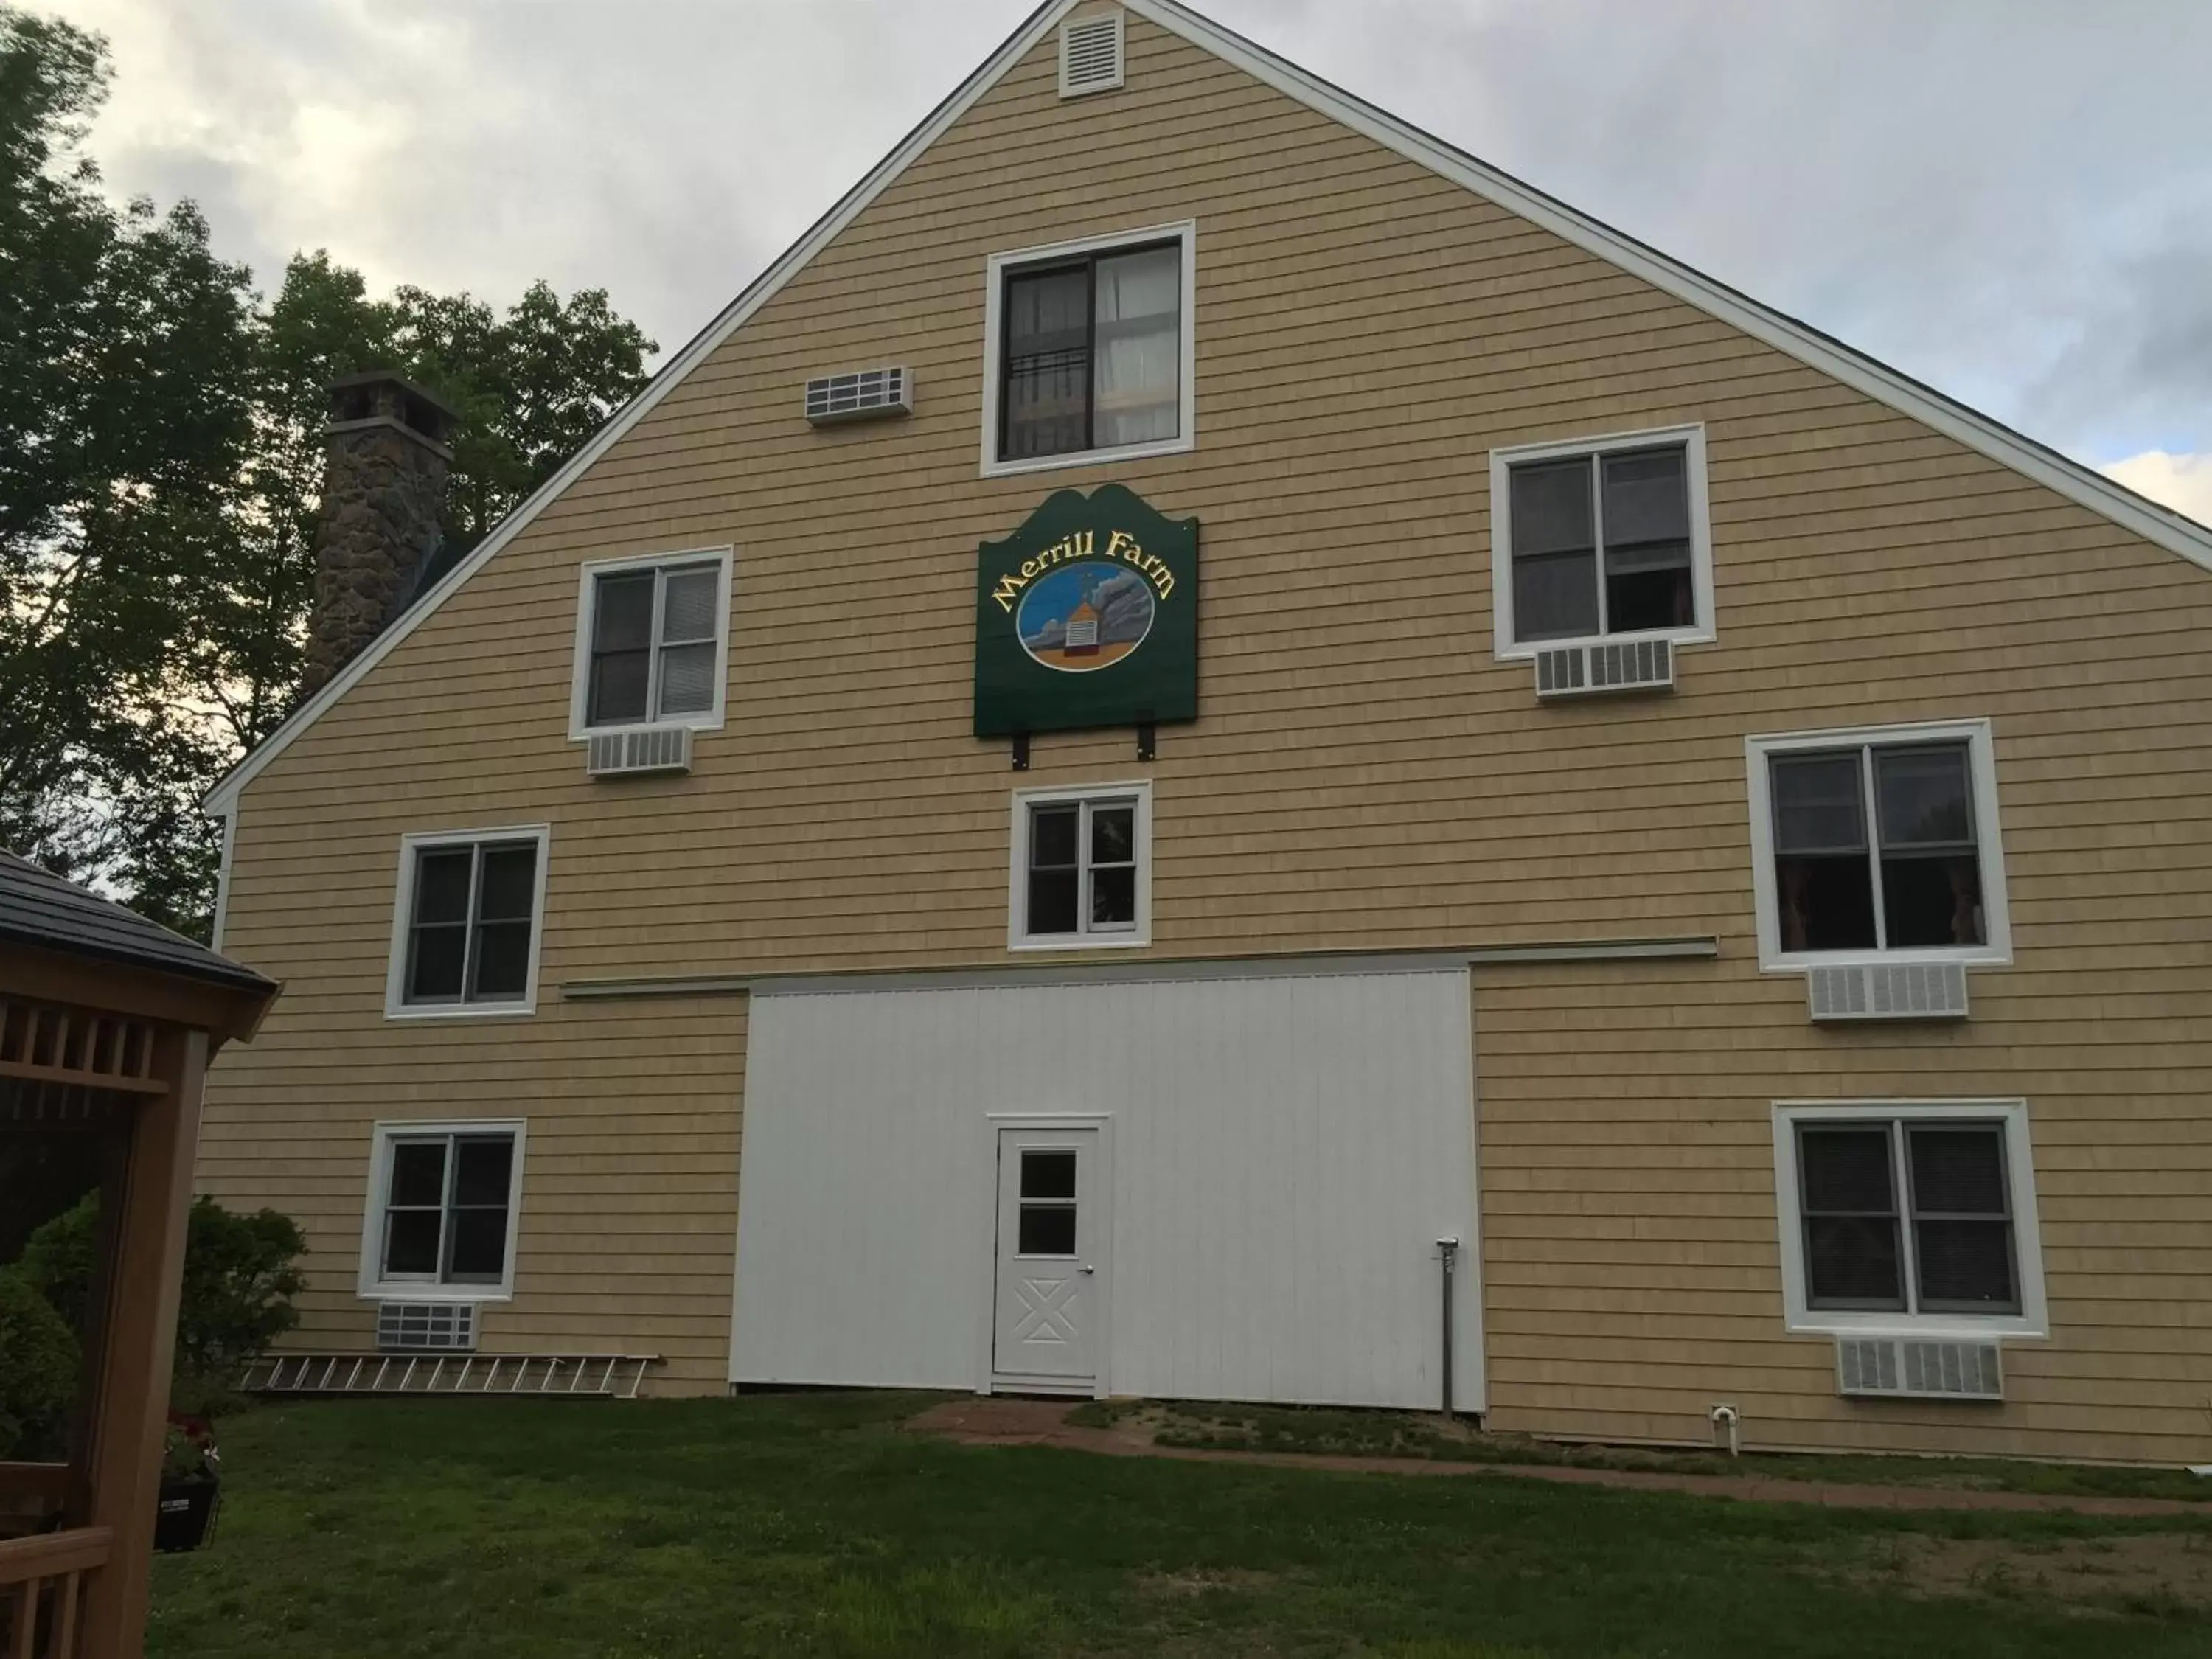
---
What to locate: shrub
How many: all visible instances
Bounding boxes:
[15,1194,306,1407]
[0,1266,80,1460]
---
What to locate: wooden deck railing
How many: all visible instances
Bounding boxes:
[0,1527,111,1659]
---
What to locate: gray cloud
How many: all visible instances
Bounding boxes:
[46,0,2212,474]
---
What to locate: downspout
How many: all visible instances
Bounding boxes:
[1437,1235,1461,1419]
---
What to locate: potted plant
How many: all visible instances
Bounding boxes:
[154,1411,220,1552]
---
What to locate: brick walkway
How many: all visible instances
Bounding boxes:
[908,1397,2208,1517]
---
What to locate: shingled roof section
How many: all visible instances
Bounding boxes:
[0,852,274,993]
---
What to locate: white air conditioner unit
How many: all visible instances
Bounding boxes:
[804,366,910,425]
[1059,12,1124,97]
[1806,961,1969,1023]
[586,725,692,779]
[376,1301,478,1352]
[1837,1335,2001,1401]
[1534,637,1674,699]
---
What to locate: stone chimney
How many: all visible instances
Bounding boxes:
[299,370,459,696]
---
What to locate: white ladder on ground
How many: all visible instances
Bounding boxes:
[243,1352,659,1399]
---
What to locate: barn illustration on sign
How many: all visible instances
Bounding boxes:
[973,483,1200,737]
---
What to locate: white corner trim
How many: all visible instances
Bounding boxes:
[208,809,237,954]
[1744,717,2011,972]
[980,219,1198,479]
[200,0,1089,818]
[1488,422,1714,660]
[356,1116,529,1303]
[383,824,553,1020]
[1007,778,1153,950]
[1120,0,2212,574]
[1770,1098,2048,1340]
[564,545,734,741]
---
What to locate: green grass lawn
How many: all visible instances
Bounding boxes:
[150,1392,2212,1659]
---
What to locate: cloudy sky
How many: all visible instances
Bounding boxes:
[46,0,2212,524]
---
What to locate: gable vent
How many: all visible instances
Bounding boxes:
[587,724,693,779]
[376,1301,478,1352]
[1806,961,1969,1023]
[1534,638,1674,699]
[1837,1336,2001,1400]
[806,366,911,425]
[1059,12,1124,97]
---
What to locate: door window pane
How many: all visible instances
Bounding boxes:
[1022,1150,1077,1200]
[1018,1204,1078,1256]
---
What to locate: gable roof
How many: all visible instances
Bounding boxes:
[0,851,276,993]
[203,0,2212,817]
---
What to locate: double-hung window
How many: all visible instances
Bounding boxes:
[386,827,549,1018]
[1747,720,2011,967]
[984,223,1194,474]
[1773,1102,2045,1336]
[569,549,732,735]
[1010,782,1151,948]
[1489,425,1714,655]
[361,1121,525,1299]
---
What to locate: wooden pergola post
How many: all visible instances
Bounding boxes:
[0,854,277,1659]
[74,1028,207,1659]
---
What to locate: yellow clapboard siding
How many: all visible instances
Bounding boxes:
[199,11,2212,1444]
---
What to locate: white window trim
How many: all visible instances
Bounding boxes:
[356,1117,528,1303]
[566,546,734,740]
[383,824,552,1020]
[980,220,1197,479]
[1007,779,1153,951]
[1771,1099,2047,1340]
[1488,422,1715,660]
[1745,717,2012,972]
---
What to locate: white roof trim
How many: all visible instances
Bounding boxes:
[207,0,2212,815]
[202,0,1084,815]
[1122,0,2212,572]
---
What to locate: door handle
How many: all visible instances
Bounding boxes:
[1079,1264,1096,1275]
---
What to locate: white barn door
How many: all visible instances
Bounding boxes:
[731,961,1481,1411]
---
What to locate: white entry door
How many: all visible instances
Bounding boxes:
[992,1126,1102,1391]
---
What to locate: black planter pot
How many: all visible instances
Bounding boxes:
[154,1475,219,1553]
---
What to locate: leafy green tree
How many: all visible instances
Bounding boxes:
[0,1266,80,1459]
[1,4,656,935]
[16,1193,306,1408]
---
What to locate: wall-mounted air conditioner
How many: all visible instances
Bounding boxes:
[586,725,692,779]
[1837,1335,2001,1400]
[805,366,911,425]
[376,1301,478,1352]
[1534,637,1674,699]
[1806,961,1969,1023]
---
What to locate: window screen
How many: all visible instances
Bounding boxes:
[1023,797,1139,940]
[1796,1119,2017,1317]
[378,1130,519,1287]
[1001,241,1180,462]
[1506,443,1693,643]
[1770,740,1984,955]
[403,838,540,1006]
[585,560,723,727]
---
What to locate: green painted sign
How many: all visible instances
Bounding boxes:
[973,484,1200,738]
